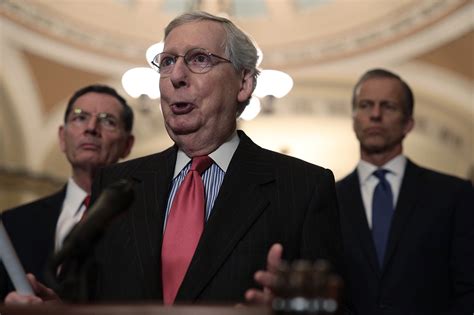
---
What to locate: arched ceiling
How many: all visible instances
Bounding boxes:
[0,0,473,196]
[1,0,472,69]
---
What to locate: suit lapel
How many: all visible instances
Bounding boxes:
[177,132,274,301]
[382,159,420,270]
[343,171,380,275]
[37,188,66,274]
[128,148,177,298]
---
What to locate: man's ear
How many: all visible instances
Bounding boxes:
[58,125,66,153]
[237,70,255,104]
[120,134,135,159]
[403,117,414,136]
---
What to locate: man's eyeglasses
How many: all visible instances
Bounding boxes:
[67,108,121,131]
[151,48,231,76]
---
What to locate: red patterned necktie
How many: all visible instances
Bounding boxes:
[80,195,91,221]
[161,156,213,305]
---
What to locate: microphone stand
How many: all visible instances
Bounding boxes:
[46,247,97,302]
[45,179,134,302]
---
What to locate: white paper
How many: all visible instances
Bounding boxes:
[0,221,34,295]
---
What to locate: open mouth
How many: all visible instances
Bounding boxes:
[171,102,194,115]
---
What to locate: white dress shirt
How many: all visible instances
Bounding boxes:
[357,155,407,228]
[164,131,240,228]
[172,131,240,178]
[55,178,88,251]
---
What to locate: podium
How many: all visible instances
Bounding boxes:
[0,304,271,315]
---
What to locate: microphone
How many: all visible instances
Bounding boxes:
[50,179,134,270]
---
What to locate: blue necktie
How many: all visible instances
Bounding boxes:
[372,169,394,267]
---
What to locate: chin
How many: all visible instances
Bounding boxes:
[76,156,103,166]
[166,122,201,137]
[362,141,387,154]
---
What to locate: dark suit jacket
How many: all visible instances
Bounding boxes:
[336,159,474,315]
[77,131,345,304]
[0,188,65,299]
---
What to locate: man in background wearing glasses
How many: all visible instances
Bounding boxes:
[1,84,135,302]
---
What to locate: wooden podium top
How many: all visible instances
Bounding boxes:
[0,304,272,315]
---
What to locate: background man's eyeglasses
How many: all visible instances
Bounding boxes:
[67,108,121,131]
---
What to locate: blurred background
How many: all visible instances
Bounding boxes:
[1,0,473,210]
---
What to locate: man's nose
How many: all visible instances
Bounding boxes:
[85,116,100,134]
[169,57,189,88]
[370,104,382,118]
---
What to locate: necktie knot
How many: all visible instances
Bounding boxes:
[372,168,393,207]
[190,156,213,175]
[373,169,389,181]
[373,169,391,190]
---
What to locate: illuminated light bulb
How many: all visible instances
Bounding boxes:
[254,69,293,98]
[240,97,261,121]
[146,42,164,67]
[121,67,160,99]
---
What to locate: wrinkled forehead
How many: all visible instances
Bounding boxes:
[164,20,227,54]
[72,92,124,116]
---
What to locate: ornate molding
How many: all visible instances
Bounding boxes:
[0,0,146,61]
[264,0,469,68]
[1,0,469,65]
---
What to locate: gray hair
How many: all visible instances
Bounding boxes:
[164,11,260,110]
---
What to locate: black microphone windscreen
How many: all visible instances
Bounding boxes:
[53,179,134,266]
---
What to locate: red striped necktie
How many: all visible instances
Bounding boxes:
[161,156,213,305]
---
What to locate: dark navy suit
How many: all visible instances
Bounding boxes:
[0,188,65,299]
[337,159,474,315]
[76,131,346,304]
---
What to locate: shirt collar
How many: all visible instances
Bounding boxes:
[64,177,88,215]
[173,131,240,178]
[357,154,407,184]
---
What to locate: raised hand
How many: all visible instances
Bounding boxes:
[245,243,283,304]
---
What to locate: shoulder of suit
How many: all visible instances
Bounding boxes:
[2,187,65,218]
[336,169,358,187]
[102,146,176,172]
[238,131,331,174]
[262,146,332,173]
[408,160,470,183]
